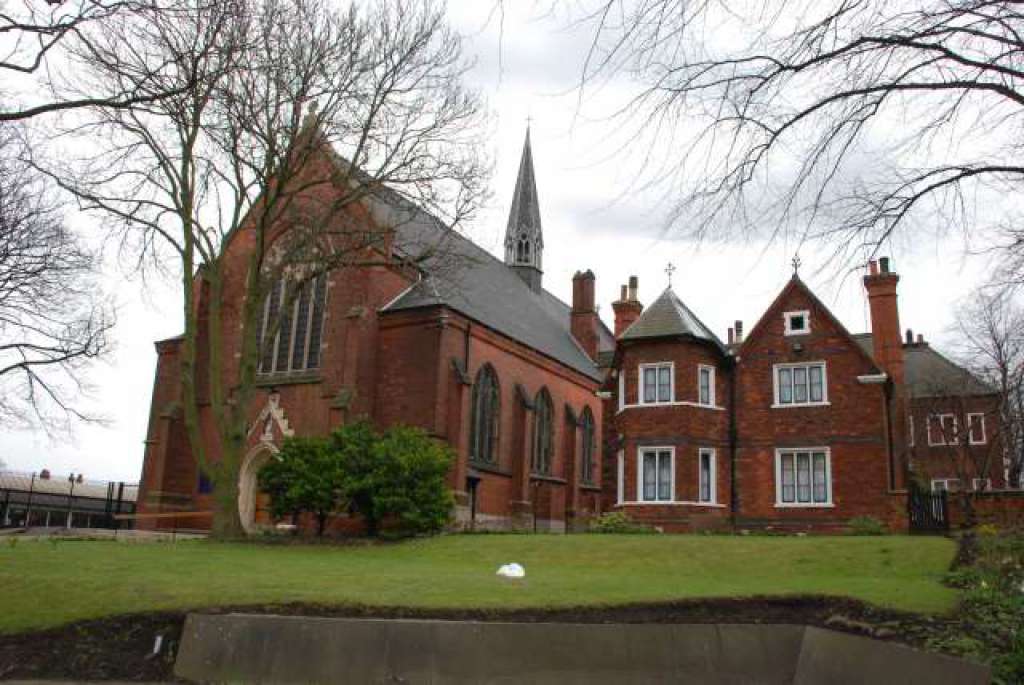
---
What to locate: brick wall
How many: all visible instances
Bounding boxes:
[733,278,893,528]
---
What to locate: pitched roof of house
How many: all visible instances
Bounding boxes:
[371,196,613,383]
[852,334,994,398]
[619,287,725,351]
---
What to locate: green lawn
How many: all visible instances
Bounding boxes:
[0,534,958,633]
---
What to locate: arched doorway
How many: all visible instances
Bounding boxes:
[238,444,277,534]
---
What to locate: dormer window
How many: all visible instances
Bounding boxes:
[784,310,810,336]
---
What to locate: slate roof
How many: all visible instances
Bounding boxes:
[370,195,613,383]
[620,287,726,351]
[505,129,543,251]
[853,334,995,398]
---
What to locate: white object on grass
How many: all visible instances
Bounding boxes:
[496,563,525,579]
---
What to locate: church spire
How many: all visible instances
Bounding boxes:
[504,127,544,292]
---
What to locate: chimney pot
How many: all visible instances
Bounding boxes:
[734,320,744,342]
[879,256,891,273]
[40,469,50,480]
[619,284,627,301]
[628,275,639,301]
[868,260,878,276]
[728,327,735,344]
[905,328,913,344]
[917,333,924,344]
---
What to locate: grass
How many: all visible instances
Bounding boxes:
[0,534,958,633]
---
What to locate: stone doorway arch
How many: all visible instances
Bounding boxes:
[238,443,278,534]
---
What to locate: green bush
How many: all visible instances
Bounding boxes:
[588,511,651,534]
[258,436,342,536]
[258,422,454,538]
[332,421,454,537]
[847,516,888,536]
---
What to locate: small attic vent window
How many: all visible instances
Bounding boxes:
[784,311,810,336]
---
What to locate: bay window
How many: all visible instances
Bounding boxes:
[640,363,673,404]
[639,448,673,502]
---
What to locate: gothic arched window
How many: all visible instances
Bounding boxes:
[257,273,328,374]
[531,388,554,474]
[580,406,596,484]
[469,364,500,464]
[516,235,531,263]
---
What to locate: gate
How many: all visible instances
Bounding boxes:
[908,487,949,534]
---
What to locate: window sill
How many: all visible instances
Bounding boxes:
[620,501,727,508]
[619,401,726,413]
[467,461,513,478]
[773,502,835,508]
[579,483,602,492]
[771,402,831,409]
[530,473,567,485]
[256,372,322,387]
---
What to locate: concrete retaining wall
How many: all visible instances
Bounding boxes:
[175,614,990,684]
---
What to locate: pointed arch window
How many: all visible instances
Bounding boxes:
[516,235,531,263]
[469,364,500,464]
[257,274,327,375]
[580,406,596,484]
[531,388,554,475]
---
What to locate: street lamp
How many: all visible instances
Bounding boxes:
[66,473,77,529]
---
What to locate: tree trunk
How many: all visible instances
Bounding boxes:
[211,474,245,539]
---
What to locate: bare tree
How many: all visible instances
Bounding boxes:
[0,125,112,431]
[40,0,488,537]
[951,289,1024,489]
[0,1,200,122]
[569,1,1024,269]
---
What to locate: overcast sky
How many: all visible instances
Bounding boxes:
[0,1,994,482]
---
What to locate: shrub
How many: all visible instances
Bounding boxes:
[333,422,454,537]
[258,436,343,537]
[589,511,651,534]
[976,523,999,537]
[847,516,887,536]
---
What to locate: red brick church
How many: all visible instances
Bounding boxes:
[136,129,1006,534]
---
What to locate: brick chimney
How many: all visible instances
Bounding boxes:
[864,256,907,487]
[571,270,600,360]
[612,275,643,336]
[864,257,905,388]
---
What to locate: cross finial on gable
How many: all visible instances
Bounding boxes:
[665,262,676,287]
[791,254,802,277]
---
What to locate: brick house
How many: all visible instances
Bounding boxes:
[603,258,1012,532]
[137,129,614,533]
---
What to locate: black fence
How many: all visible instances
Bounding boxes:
[908,487,949,534]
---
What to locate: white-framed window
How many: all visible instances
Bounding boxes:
[698,448,716,503]
[617,371,625,412]
[968,413,986,445]
[908,414,915,447]
[698,365,715,406]
[931,478,960,492]
[927,414,958,446]
[773,362,827,407]
[638,447,674,502]
[639,363,674,405]
[972,478,992,492]
[775,448,832,506]
[784,310,811,336]
[616,450,624,504]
